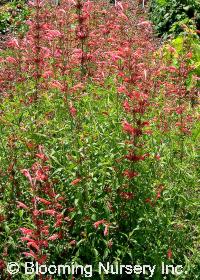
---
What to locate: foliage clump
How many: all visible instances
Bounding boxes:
[0,0,29,35]
[149,0,200,38]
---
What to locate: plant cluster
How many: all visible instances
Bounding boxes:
[0,0,199,279]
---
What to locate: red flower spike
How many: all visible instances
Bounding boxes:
[69,240,76,246]
[122,121,137,135]
[27,242,40,252]
[17,201,29,210]
[48,234,60,241]
[71,178,81,185]
[93,219,106,229]
[119,192,134,200]
[69,106,77,117]
[35,153,48,162]
[35,196,51,205]
[23,251,37,260]
[156,192,161,199]
[37,255,47,265]
[123,170,139,179]
[20,228,34,235]
[42,210,56,216]
[167,248,173,260]
[104,224,109,236]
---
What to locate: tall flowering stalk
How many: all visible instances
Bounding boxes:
[26,0,44,101]
[155,43,198,162]
[75,0,90,80]
[112,2,159,226]
[19,147,68,279]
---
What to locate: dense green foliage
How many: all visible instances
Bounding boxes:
[149,0,200,92]
[0,76,199,279]
[150,0,200,37]
[0,1,29,34]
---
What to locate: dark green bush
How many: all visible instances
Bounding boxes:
[0,0,29,35]
[150,0,200,37]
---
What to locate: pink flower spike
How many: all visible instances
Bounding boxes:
[69,106,77,117]
[167,248,173,260]
[71,178,81,185]
[27,242,40,252]
[20,228,34,235]
[23,251,37,259]
[35,153,48,162]
[123,170,139,179]
[37,255,47,265]
[122,121,140,136]
[156,192,161,199]
[35,196,51,205]
[21,169,33,186]
[69,240,76,246]
[6,57,17,64]
[35,169,48,182]
[42,210,56,216]
[42,71,53,79]
[48,234,60,241]
[21,237,35,243]
[93,219,106,229]
[17,201,29,210]
[51,80,63,90]
[46,30,62,40]
[6,38,19,48]
[104,224,109,236]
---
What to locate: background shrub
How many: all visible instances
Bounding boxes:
[149,0,200,38]
[0,0,29,35]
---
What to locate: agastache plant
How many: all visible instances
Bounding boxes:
[155,42,198,162]
[110,2,161,227]
[19,146,68,279]
[0,1,198,277]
